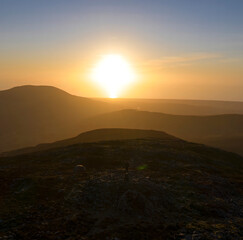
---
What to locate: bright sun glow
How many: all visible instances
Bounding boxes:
[92,54,135,98]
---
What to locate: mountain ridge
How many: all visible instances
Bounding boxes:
[0,85,242,155]
[0,85,120,152]
[82,109,243,155]
[98,97,243,115]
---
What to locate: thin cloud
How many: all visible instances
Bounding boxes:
[138,52,222,71]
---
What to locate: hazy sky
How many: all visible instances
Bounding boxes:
[0,0,243,100]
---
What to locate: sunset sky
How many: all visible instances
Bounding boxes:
[0,0,243,100]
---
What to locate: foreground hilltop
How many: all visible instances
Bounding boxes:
[0,129,242,239]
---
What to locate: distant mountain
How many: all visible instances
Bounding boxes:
[0,85,119,152]
[99,98,243,115]
[83,110,243,155]
[1,85,242,156]
[1,128,179,156]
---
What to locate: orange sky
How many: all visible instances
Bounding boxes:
[1,51,242,101]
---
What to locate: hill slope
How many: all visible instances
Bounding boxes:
[100,98,243,115]
[83,110,243,155]
[0,85,118,152]
[1,85,242,156]
[0,131,242,239]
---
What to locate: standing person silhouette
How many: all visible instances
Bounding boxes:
[125,159,129,173]
[124,159,129,182]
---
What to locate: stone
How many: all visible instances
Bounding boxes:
[73,165,86,175]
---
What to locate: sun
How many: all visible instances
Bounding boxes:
[92,54,135,98]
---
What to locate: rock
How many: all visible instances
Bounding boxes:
[73,165,86,175]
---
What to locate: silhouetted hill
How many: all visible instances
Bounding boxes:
[1,86,242,156]
[83,110,243,155]
[100,98,243,115]
[0,85,119,153]
[0,135,242,239]
[1,128,179,156]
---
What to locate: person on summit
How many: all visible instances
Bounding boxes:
[124,159,129,182]
[125,159,129,173]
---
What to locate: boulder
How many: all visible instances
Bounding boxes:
[73,165,86,175]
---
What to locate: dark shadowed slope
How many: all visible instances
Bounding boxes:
[100,98,243,115]
[0,133,242,239]
[0,85,119,153]
[1,128,179,156]
[83,110,243,155]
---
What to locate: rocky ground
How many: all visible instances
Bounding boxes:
[0,139,242,239]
